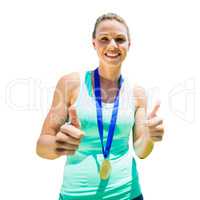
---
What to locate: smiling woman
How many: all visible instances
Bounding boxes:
[92,15,130,77]
[36,12,164,200]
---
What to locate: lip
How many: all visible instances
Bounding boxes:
[104,52,121,58]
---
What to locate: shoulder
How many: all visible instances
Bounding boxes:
[121,76,147,108]
[56,72,81,105]
[57,72,80,91]
[132,83,147,108]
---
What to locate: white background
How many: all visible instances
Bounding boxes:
[0,0,200,199]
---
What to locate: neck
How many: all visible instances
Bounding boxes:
[98,64,121,82]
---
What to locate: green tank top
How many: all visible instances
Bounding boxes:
[59,69,142,200]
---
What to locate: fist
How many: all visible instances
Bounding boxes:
[146,101,164,142]
[55,105,84,156]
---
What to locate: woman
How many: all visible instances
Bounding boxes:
[36,13,164,200]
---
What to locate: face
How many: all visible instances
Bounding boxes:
[92,20,130,68]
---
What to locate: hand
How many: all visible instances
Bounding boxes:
[55,105,84,156]
[146,101,164,142]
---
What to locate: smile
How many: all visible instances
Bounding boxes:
[105,52,121,58]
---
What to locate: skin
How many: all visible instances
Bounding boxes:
[92,20,130,81]
[36,19,164,160]
[91,19,130,103]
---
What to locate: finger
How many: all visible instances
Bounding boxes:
[55,141,79,150]
[155,124,164,132]
[56,131,81,145]
[149,124,164,132]
[151,136,163,142]
[147,117,163,127]
[60,124,84,139]
[149,130,164,137]
[147,101,161,119]
[55,148,76,156]
[68,105,81,128]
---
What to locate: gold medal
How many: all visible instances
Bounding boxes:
[99,159,112,180]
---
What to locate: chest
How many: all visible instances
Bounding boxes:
[91,73,119,104]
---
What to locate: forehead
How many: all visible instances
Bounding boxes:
[95,19,128,36]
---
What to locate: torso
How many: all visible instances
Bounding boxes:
[59,70,143,199]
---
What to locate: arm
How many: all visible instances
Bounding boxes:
[36,72,80,160]
[132,85,154,159]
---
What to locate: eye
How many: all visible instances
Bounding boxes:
[115,38,126,43]
[100,37,109,42]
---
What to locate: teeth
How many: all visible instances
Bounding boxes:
[106,53,119,57]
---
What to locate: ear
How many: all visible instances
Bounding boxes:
[92,39,96,49]
[128,41,131,50]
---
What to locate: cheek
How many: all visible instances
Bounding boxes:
[97,43,106,49]
[120,48,128,56]
[96,45,105,55]
[120,45,129,54]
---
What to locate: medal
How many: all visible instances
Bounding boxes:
[99,159,112,180]
[93,67,124,180]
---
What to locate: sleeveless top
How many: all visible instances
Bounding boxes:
[59,69,142,200]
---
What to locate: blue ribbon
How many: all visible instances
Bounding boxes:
[94,67,124,159]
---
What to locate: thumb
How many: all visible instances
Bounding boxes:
[147,100,161,119]
[68,105,81,129]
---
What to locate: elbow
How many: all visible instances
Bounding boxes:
[36,146,58,160]
[133,136,154,159]
[36,138,44,158]
[35,142,46,159]
[136,153,149,159]
[36,139,58,160]
[133,144,154,159]
[35,144,44,159]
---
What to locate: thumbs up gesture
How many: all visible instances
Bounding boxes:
[146,101,164,142]
[55,105,84,156]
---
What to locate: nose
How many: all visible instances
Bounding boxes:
[108,39,118,48]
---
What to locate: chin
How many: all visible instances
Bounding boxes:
[102,58,123,67]
[108,59,124,66]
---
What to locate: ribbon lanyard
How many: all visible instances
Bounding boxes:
[94,67,124,159]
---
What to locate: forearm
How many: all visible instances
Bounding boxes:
[36,134,60,160]
[133,132,154,159]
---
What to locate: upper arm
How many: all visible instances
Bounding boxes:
[40,72,80,136]
[132,84,147,142]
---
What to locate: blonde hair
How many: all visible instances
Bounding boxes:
[92,13,130,41]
